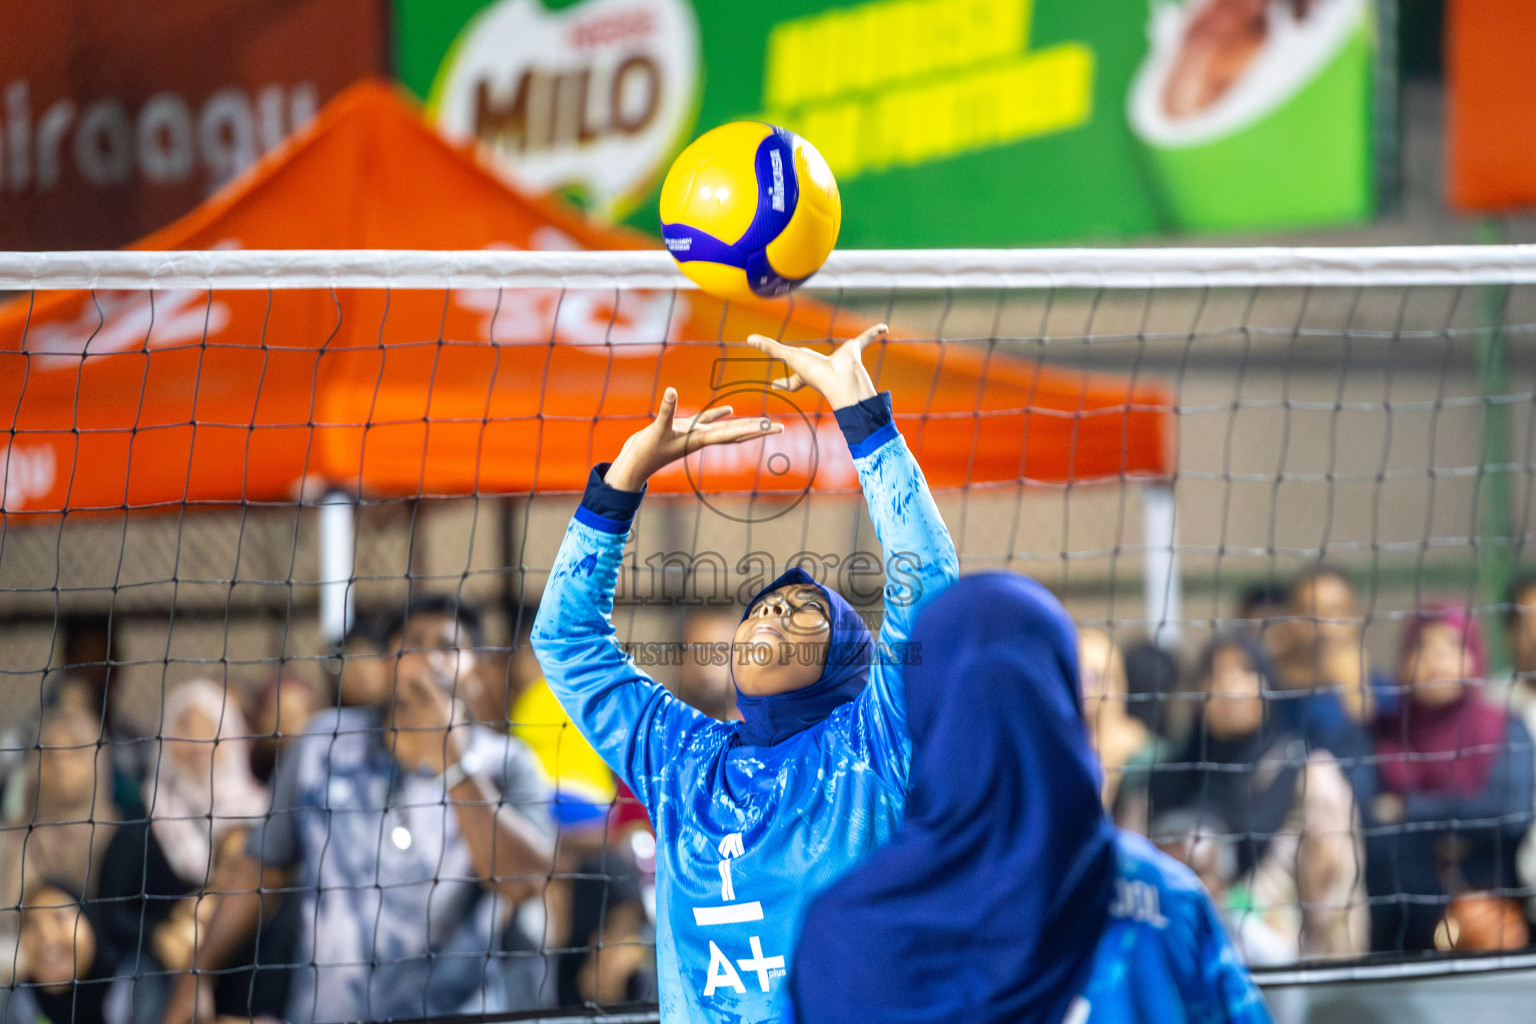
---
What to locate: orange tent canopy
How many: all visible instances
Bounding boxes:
[0,81,1170,515]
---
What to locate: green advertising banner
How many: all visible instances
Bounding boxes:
[393,0,1374,246]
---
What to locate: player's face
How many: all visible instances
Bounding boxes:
[732,585,833,696]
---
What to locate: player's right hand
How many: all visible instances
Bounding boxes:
[603,387,782,491]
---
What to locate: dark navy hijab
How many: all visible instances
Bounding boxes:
[733,568,874,747]
[790,572,1117,1024]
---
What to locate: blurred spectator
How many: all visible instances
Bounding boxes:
[674,609,741,722]
[0,705,119,951]
[57,618,150,820]
[1503,572,1536,923]
[244,673,317,785]
[97,681,275,1020]
[163,596,556,1024]
[1495,571,1536,715]
[1236,581,1290,629]
[331,616,390,708]
[1271,566,1395,724]
[1121,640,1181,739]
[1369,603,1534,952]
[556,847,656,1008]
[502,607,648,1006]
[1137,634,1368,960]
[0,880,129,1024]
[505,608,616,836]
[1150,810,1292,964]
[1077,628,1156,808]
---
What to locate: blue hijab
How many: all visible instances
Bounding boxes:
[789,572,1117,1024]
[733,568,874,747]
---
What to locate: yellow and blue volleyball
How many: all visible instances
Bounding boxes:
[660,122,841,304]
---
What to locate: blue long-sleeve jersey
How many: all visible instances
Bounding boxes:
[532,420,957,1023]
[1078,832,1273,1024]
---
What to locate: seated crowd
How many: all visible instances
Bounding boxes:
[1082,567,1536,963]
[5,572,1536,1021]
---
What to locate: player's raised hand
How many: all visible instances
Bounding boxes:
[746,322,886,410]
[604,387,782,492]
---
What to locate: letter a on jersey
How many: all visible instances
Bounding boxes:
[704,940,747,996]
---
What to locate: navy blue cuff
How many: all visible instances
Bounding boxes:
[574,463,645,535]
[836,391,898,459]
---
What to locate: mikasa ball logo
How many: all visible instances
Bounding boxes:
[429,0,700,219]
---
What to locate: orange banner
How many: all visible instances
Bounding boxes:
[1446,0,1536,212]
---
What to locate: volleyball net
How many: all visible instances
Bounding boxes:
[3,246,1536,1021]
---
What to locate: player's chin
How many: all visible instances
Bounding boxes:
[734,651,823,696]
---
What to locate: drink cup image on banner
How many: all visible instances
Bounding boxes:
[1126,0,1374,232]
[425,0,700,220]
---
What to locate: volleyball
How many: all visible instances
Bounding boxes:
[660,121,841,304]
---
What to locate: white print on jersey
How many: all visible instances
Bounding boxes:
[694,832,788,1000]
[1063,996,1091,1024]
[717,831,745,901]
[736,935,786,992]
[704,940,747,996]
[1109,879,1168,928]
[719,859,736,901]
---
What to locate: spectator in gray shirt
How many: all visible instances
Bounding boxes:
[162,597,556,1024]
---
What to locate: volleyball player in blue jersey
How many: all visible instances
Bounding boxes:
[789,573,1273,1024]
[532,324,957,1023]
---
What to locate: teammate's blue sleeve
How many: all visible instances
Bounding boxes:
[1179,883,1273,1024]
[837,392,958,781]
[530,466,722,811]
[1087,836,1273,1024]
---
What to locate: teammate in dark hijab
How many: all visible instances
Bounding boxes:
[789,573,1273,1024]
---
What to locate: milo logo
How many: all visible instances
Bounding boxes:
[429,0,700,219]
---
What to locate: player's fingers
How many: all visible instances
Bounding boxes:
[654,386,678,432]
[720,421,784,444]
[691,417,780,449]
[747,333,807,372]
[844,323,889,354]
[692,405,734,425]
[770,373,805,392]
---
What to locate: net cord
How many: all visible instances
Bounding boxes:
[6,246,1536,291]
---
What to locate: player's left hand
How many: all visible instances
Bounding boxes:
[604,387,783,491]
[746,323,885,410]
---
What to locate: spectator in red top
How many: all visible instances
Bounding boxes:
[1368,603,1534,951]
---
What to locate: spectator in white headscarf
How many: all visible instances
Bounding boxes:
[97,680,272,1019]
